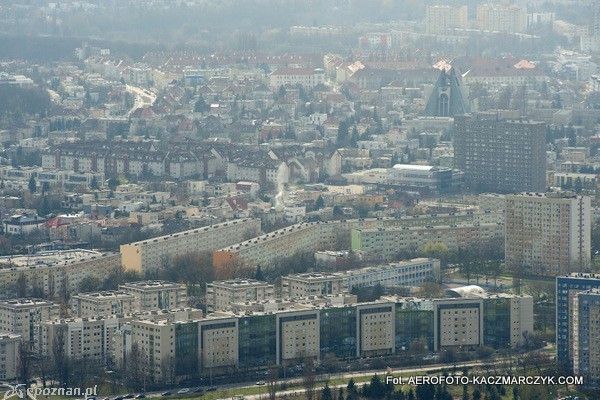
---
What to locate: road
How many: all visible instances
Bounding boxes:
[125,85,157,117]
[199,356,525,400]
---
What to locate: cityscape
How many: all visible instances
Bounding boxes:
[0,0,599,399]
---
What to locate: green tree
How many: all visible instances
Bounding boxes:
[314,195,325,210]
[90,176,100,190]
[107,177,120,191]
[337,120,349,147]
[321,383,332,400]
[255,265,265,281]
[28,176,37,193]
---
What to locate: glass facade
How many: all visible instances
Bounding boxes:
[395,301,434,351]
[175,322,199,376]
[238,314,276,368]
[320,307,357,359]
[483,298,511,348]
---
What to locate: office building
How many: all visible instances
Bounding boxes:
[120,218,261,273]
[477,3,527,33]
[119,281,188,311]
[454,113,546,193]
[0,299,59,350]
[505,192,591,276]
[433,298,484,351]
[343,258,441,289]
[0,334,20,380]
[205,279,275,313]
[556,273,600,370]
[71,291,136,317]
[425,5,468,34]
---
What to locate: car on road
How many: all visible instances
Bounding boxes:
[161,392,172,397]
[255,381,266,386]
[135,395,146,399]
[177,389,190,395]
[124,395,135,399]
[193,388,204,393]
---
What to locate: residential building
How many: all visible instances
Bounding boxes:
[425,5,468,34]
[119,281,188,311]
[351,223,504,261]
[0,299,59,350]
[556,273,600,370]
[454,113,546,193]
[3,213,46,235]
[120,218,261,273]
[269,68,326,90]
[477,3,527,33]
[40,316,124,362]
[282,273,347,298]
[214,212,502,270]
[0,334,20,380]
[71,291,136,317]
[0,251,122,299]
[505,192,591,276]
[205,279,275,313]
[572,289,600,389]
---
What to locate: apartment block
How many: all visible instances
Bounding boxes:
[269,68,326,90]
[205,279,275,313]
[213,212,503,269]
[39,315,126,363]
[0,299,59,350]
[505,192,591,276]
[282,273,347,298]
[351,223,504,261]
[572,289,600,389]
[120,218,261,273]
[454,113,546,193]
[0,251,122,299]
[71,291,136,317]
[477,3,527,33]
[425,5,468,34]
[556,273,600,370]
[119,281,188,311]
[0,334,20,380]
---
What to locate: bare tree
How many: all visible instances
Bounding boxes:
[301,356,317,400]
[266,365,279,400]
[160,354,176,387]
[124,342,150,391]
[17,339,31,385]
[52,328,70,387]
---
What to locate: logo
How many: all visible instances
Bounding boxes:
[2,384,27,400]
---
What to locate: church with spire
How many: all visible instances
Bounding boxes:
[424,67,470,117]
